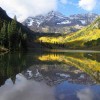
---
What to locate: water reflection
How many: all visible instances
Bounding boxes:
[22,65,95,86]
[0,51,100,100]
[0,74,55,100]
[38,53,100,83]
[55,81,100,100]
[0,67,100,100]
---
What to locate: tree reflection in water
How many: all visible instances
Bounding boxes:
[0,51,100,100]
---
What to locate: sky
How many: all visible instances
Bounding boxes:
[0,0,100,22]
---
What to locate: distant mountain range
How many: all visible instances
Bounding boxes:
[0,7,100,50]
[23,11,99,33]
[37,16,100,49]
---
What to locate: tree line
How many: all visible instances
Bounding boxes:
[0,16,27,51]
[84,38,100,47]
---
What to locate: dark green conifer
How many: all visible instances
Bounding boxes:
[0,21,7,46]
[11,15,17,34]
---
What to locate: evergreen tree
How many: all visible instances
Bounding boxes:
[0,15,28,51]
[10,15,18,50]
[11,15,17,34]
[7,22,12,37]
[18,28,22,49]
[21,33,27,50]
[7,22,12,49]
[0,18,3,30]
[0,21,7,46]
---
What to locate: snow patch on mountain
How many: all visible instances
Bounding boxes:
[80,20,86,25]
[57,20,71,24]
[23,11,99,33]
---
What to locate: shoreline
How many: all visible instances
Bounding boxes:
[48,49,100,53]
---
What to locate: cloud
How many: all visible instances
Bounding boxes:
[77,88,94,100]
[0,74,55,100]
[78,0,97,11]
[60,0,67,4]
[0,0,57,22]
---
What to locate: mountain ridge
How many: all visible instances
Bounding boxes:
[23,11,99,33]
[37,17,100,49]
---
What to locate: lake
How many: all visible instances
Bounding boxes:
[0,50,100,100]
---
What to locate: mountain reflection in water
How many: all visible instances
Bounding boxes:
[0,51,100,100]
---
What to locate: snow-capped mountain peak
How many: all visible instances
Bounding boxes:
[46,11,65,19]
[23,11,99,33]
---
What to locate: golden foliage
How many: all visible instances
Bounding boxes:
[37,19,100,47]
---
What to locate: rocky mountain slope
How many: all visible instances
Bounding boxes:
[38,17,100,49]
[23,11,99,33]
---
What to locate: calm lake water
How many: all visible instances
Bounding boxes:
[0,50,100,100]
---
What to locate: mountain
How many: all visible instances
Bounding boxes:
[0,7,35,38]
[0,7,37,51]
[64,17,100,48]
[37,17,100,49]
[23,11,99,33]
[0,7,100,50]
